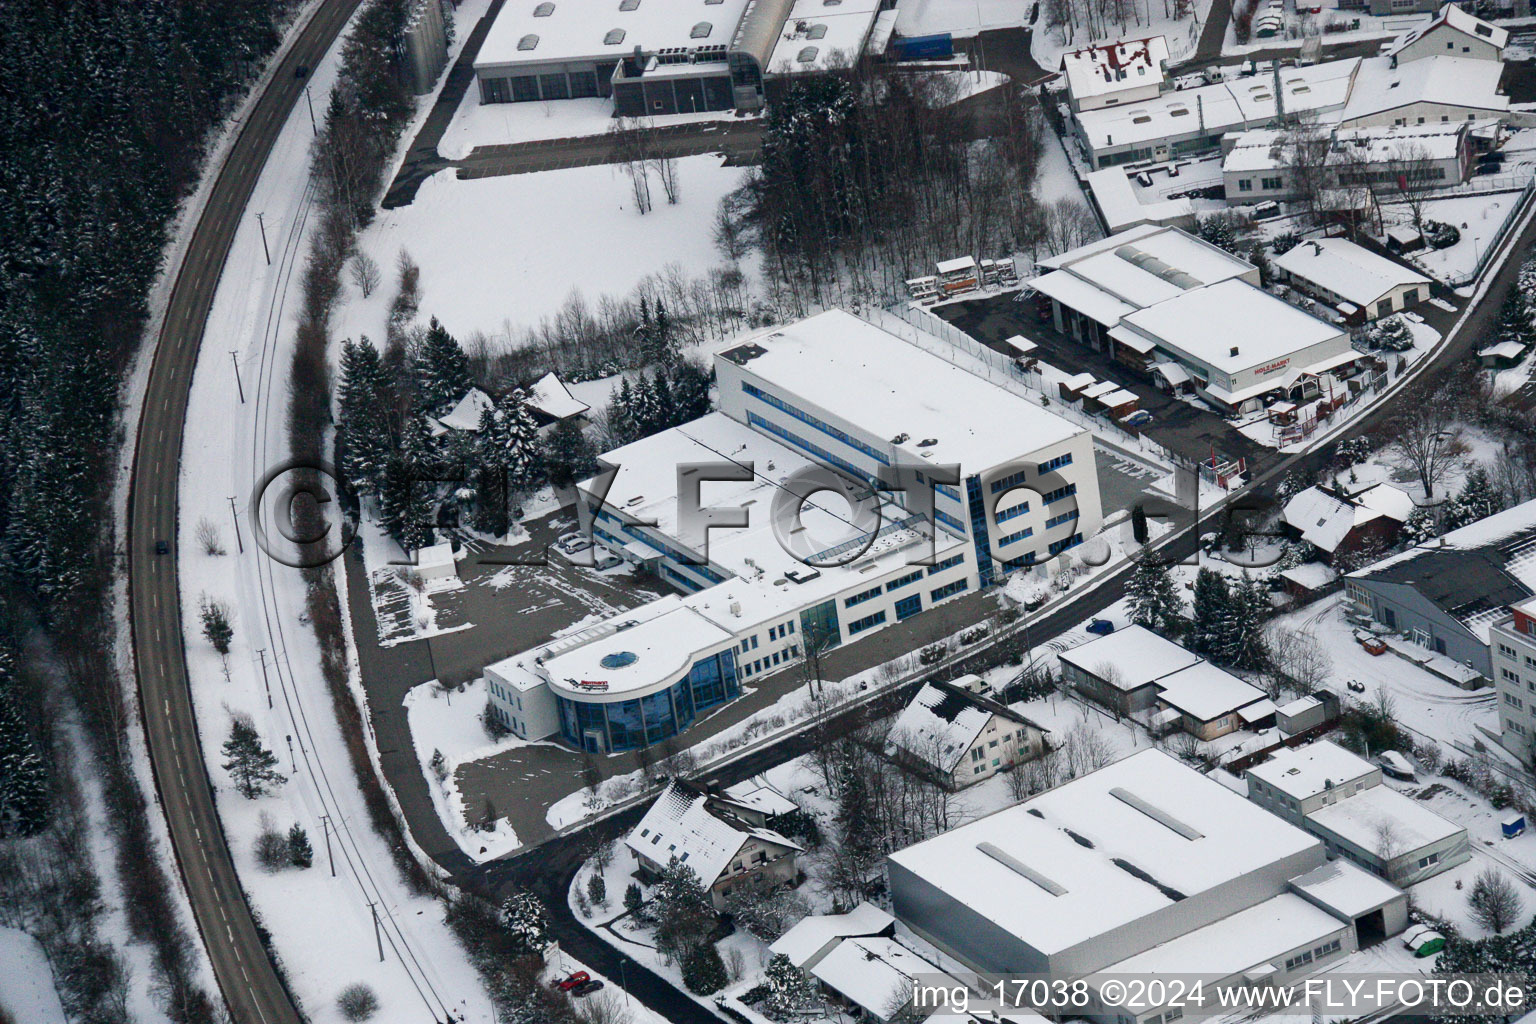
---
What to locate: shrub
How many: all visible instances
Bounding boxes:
[1423,219,1460,249]
[337,983,379,1021]
[681,942,728,995]
[1368,316,1414,352]
[918,643,947,666]
[254,817,289,873]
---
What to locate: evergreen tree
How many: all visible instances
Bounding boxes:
[624,882,644,918]
[607,376,639,446]
[221,718,286,799]
[1223,573,1271,671]
[544,420,599,489]
[500,889,551,955]
[1127,558,1184,636]
[1497,288,1536,353]
[413,317,472,412]
[652,857,717,963]
[337,337,393,495]
[0,650,48,837]
[199,594,234,656]
[680,942,728,995]
[1443,466,1503,532]
[587,871,607,908]
[1196,214,1240,254]
[670,359,712,422]
[652,297,677,365]
[1131,504,1148,544]
[764,953,815,1016]
[1189,568,1232,660]
[287,824,313,868]
[1403,504,1439,545]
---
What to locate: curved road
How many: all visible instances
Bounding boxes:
[126,2,360,1022]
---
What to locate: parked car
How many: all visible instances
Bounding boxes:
[1120,409,1154,428]
[1252,200,1282,221]
[556,972,590,992]
[1475,163,1501,176]
[1086,619,1115,636]
[570,979,605,997]
[1377,750,1416,781]
[593,550,622,570]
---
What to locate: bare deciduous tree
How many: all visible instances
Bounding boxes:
[1469,867,1523,933]
[1268,626,1333,695]
[349,250,381,298]
[196,516,225,556]
[1385,381,1467,501]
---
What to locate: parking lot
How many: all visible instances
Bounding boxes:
[936,294,1275,476]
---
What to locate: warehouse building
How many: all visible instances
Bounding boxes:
[473,0,884,113]
[1247,741,1470,886]
[888,750,1408,1020]
[486,311,1101,753]
[1030,226,1357,414]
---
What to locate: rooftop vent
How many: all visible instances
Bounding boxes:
[918,438,938,447]
[1230,346,1240,357]
[518,33,539,49]
[891,432,910,445]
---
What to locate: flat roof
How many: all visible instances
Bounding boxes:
[1247,741,1377,800]
[887,749,1321,956]
[719,310,1085,471]
[478,0,751,69]
[1308,784,1466,854]
[1092,893,1346,980]
[543,600,735,698]
[767,0,881,73]
[1154,661,1268,723]
[1273,238,1430,308]
[1074,59,1359,153]
[1061,35,1170,101]
[1057,624,1203,691]
[1118,279,1346,376]
[1289,858,1404,920]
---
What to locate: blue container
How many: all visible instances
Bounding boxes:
[893,33,954,60]
[1503,814,1526,838]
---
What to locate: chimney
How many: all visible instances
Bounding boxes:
[1230,346,1240,357]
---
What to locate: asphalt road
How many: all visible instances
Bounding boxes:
[125,2,361,1023]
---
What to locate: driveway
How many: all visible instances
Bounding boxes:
[935,294,1275,474]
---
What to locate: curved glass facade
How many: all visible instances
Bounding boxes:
[556,648,738,752]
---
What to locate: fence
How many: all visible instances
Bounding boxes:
[863,304,1179,466]
[1411,173,1536,288]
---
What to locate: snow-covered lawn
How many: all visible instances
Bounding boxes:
[0,928,66,1024]
[335,156,751,343]
[1403,193,1527,286]
[438,90,743,160]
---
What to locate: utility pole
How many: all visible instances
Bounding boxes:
[229,351,245,403]
[257,649,272,708]
[368,901,385,962]
[320,814,335,877]
[227,496,244,553]
[286,735,296,774]
[255,211,270,265]
[305,85,317,135]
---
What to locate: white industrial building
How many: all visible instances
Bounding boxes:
[485,311,1102,753]
[1030,225,1358,414]
[1493,596,1536,760]
[888,749,1408,1022]
[472,0,883,114]
[1059,35,1170,114]
[1273,238,1432,321]
[1220,120,1478,202]
[1247,741,1470,886]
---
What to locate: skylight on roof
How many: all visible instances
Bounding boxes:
[604,27,625,43]
[533,2,555,14]
[517,33,539,50]
[691,20,712,37]
[807,23,827,39]
[620,0,640,9]
[976,842,1067,895]
[798,45,819,63]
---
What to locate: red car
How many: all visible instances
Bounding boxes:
[555,972,590,992]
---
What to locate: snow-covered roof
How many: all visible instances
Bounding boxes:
[1341,55,1508,124]
[1386,4,1508,58]
[1060,35,1170,101]
[1247,740,1378,801]
[1084,167,1195,234]
[1073,59,1360,154]
[625,780,801,884]
[1152,661,1269,723]
[1237,698,1277,723]
[1273,238,1430,309]
[1057,624,1203,691]
[719,309,1085,470]
[1307,782,1466,853]
[768,901,895,969]
[415,541,457,569]
[524,372,589,421]
[1328,120,1471,167]
[478,0,753,69]
[887,681,1047,773]
[1288,858,1405,919]
[545,599,736,699]
[766,0,882,74]
[1280,562,1339,590]
[1221,129,1291,173]
[1277,694,1323,717]
[1284,485,1387,553]
[1482,339,1529,359]
[1152,362,1190,386]
[810,936,946,1018]
[1090,893,1347,981]
[1116,279,1347,377]
[436,388,494,432]
[722,780,799,818]
[887,750,1322,956]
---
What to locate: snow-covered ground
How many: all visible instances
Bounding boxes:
[1404,193,1528,285]
[1031,0,1212,69]
[0,928,66,1024]
[439,91,743,159]
[172,5,495,1022]
[335,155,751,344]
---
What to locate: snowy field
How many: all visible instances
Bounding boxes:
[439,90,741,159]
[336,156,751,344]
[1403,193,1528,285]
[0,928,66,1024]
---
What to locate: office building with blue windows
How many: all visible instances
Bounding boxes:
[485,310,1100,753]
